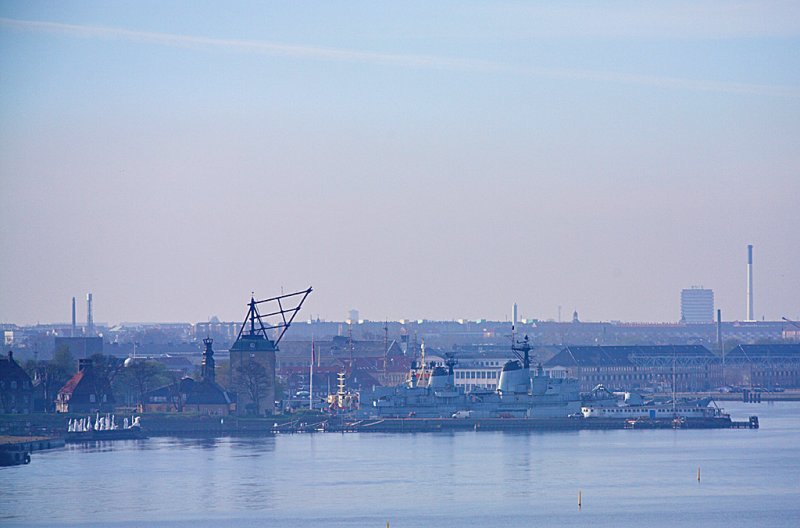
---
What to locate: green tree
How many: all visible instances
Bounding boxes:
[114,360,173,409]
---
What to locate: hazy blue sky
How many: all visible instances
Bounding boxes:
[1,1,798,325]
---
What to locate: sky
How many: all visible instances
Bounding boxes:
[1,1,799,325]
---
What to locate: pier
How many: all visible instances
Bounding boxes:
[272,415,757,434]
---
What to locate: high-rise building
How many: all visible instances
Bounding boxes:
[681,287,714,324]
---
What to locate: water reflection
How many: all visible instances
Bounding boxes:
[170,436,221,449]
[1,404,798,528]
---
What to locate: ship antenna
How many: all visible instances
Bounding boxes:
[348,322,354,374]
[511,333,531,369]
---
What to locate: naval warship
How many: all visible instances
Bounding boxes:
[360,336,581,419]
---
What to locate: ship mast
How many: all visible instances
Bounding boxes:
[348,322,354,374]
[309,336,315,411]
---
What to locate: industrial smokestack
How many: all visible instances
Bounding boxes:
[746,245,754,321]
[718,308,725,385]
[71,297,76,337]
[86,293,94,336]
[512,302,518,326]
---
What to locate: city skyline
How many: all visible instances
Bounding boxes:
[1,2,799,325]
[4,271,795,326]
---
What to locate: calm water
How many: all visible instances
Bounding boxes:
[2,402,799,527]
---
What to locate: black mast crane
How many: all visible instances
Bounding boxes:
[235,287,312,347]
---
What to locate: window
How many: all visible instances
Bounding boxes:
[89,394,96,403]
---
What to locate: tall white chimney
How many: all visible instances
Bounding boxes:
[86,293,94,335]
[512,302,518,326]
[746,245,754,321]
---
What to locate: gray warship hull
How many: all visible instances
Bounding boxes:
[361,361,581,419]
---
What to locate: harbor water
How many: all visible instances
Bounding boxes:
[2,402,799,527]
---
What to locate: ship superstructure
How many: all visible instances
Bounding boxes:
[362,335,581,418]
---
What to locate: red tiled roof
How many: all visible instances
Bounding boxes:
[58,370,85,395]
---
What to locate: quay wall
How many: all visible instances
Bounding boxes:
[0,413,292,437]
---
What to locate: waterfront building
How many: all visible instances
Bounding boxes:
[0,351,34,414]
[681,287,714,323]
[228,290,312,416]
[723,344,800,388]
[229,288,311,415]
[184,337,232,413]
[544,345,720,392]
[141,338,232,414]
[55,358,115,413]
[229,327,277,415]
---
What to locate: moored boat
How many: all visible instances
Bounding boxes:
[65,414,146,443]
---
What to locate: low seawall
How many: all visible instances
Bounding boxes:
[326,416,739,433]
[0,413,300,437]
[0,435,65,452]
[0,412,755,438]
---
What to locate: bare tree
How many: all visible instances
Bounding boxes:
[166,371,184,413]
[24,352,74,413]
[88,354,121,411]
[233,359,270,415]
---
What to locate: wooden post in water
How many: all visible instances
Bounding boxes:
[578,490,582,509]
[697,467,701,482]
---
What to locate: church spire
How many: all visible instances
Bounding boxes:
[201,337,215,383]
